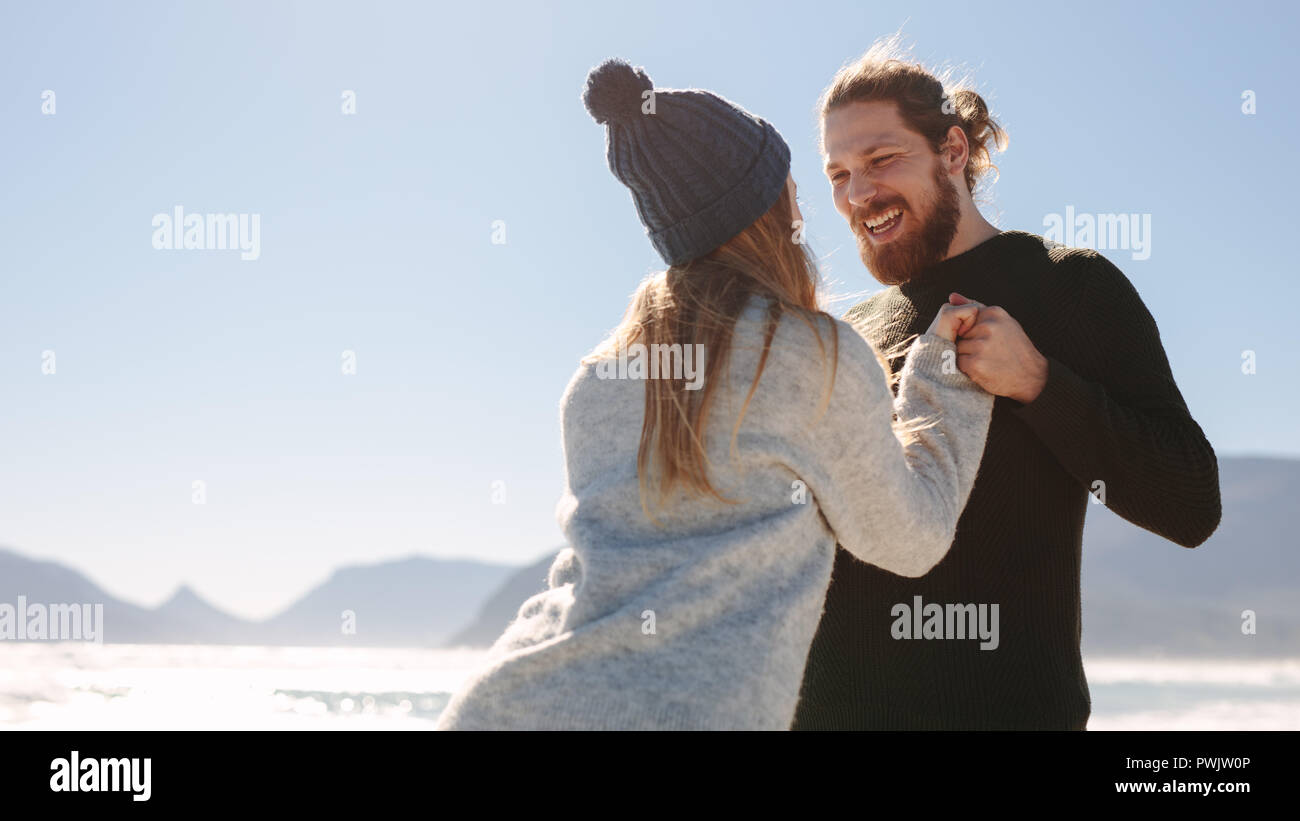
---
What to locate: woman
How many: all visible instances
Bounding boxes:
[436,59,993,730]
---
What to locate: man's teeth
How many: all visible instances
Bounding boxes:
[865,208,902,231]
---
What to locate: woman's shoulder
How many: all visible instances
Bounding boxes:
[732,294,881,386]
[557,344,647,431]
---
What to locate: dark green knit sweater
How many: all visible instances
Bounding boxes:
[792,230,1221,730]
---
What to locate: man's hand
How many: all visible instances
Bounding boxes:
[948,293,1049,404]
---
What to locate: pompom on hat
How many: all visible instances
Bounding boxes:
[581,58,792,267]
[582,59,654,125]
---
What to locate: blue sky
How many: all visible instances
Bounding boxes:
[3,0,1297,618]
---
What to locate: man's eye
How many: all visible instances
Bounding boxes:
[830,172,848,184]
[872,154,897,167]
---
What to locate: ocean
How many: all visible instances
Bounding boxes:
[2,643,1297,730]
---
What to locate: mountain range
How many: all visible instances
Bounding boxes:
[0,549,517,647]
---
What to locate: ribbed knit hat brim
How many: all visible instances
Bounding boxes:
[647,118,790,266]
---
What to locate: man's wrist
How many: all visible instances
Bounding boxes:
[1010,350,1050,404]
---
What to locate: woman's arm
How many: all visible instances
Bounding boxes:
[795,321,994,577]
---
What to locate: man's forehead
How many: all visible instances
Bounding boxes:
[822,102,912,162]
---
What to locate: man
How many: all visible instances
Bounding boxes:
[792,39,1222,730]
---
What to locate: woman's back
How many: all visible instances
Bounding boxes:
[435,294,992,729]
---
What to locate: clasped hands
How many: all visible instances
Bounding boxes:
[924,292,1048,404]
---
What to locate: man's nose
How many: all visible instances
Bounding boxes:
[846,173,877,210]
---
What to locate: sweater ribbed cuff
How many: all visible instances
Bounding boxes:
[1006,355,1089,440]
[906,333,983,391]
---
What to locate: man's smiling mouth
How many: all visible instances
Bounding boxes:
[863,207,903,240]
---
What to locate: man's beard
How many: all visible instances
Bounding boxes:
[853,159,962,287]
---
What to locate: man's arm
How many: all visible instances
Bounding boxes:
[1004,253,1221,547]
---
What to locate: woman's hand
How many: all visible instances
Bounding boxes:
[925,292,984,343]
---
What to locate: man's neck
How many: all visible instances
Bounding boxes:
[944,205,1000,261]
[893,206,1005,297]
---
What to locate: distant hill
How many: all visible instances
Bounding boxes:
[2,456,1297,654]
[0,549,197,643]
[260,556,517,646]
[154,584,258,644]
[443,552,557,648]
[1080,455,1300,656]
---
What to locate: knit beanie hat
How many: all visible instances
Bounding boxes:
[581,58,792,267]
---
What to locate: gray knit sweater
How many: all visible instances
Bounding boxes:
[436,295,993,730]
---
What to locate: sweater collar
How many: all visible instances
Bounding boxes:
[896,230,1030,304]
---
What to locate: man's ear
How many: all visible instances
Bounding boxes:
[940,124,970,175]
